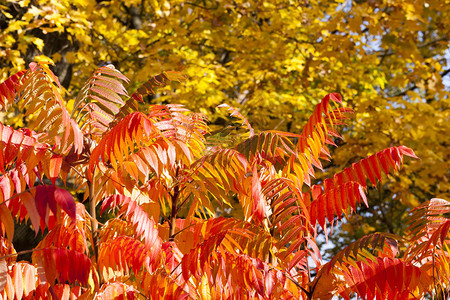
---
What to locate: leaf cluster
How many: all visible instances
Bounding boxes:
[0,63,447,299]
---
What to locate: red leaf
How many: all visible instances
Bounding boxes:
[34,248,91,285]
[361,158,377,186]
[308,182,366,233]
[368,155,382,182]
[377,151,391,175]
[317,196,326,229]
[0,70,26,109]
[333,187,343,218]
[353,162,367,187]
[101,194,128,215]
[327,147,418,193]
[344,167,356,184]
[390,147,402,167]
[288,250,308,272]
[306,237,322,266]
[398,145,419,159]
[346,182,356,210]
[35,185,76,222]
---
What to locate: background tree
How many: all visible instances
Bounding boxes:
[0,0,449,251]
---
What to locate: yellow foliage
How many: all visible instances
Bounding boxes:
[361,223,375,235]
[0,0,448,242]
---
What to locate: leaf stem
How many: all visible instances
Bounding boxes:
[172,222,196,238]
[88,177,99,263]
[169,185,180,242]
[284,271,311,298]
[169,168,180,242]
[0,247,45,260]
[0,186,37,207]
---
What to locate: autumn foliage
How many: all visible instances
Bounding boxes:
[1,0,449,263]
[0,62,448,299]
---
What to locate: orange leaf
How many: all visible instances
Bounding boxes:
[251,166,265,222]
[0,259,6,292]
[49,155,63,185]
[0,205,14,242]
[12,265,23,300]
[21,192,41,235]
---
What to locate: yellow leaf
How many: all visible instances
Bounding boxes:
[34,55,54,64]
[65,52,77,63]
[362,223,375,234]
[342,223,354,234]
[52,52,62,62]
[199,274,211,300]
[32,37,44,51]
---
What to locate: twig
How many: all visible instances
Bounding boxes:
[0,247,45,260]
